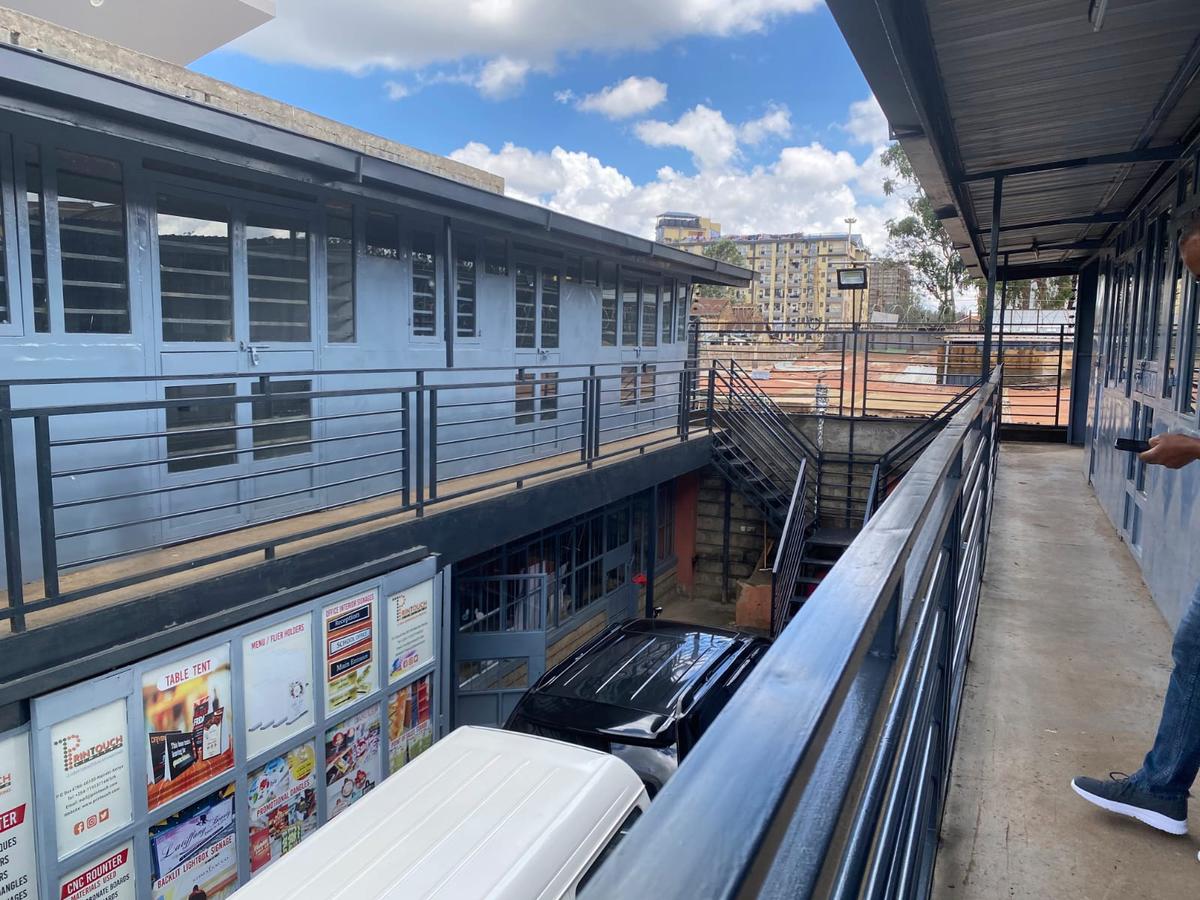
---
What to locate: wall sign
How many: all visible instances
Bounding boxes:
[324,706,380,820]
[49,700,132,860]
[0,730,38,900]
[387,580,435,685]
[148,785,236,900]
[323,590,378,715]
[142,645,234,811]
[387,675,433,774]
[242,615,314,759]
[57,842,134,900]
[246,743,317,875]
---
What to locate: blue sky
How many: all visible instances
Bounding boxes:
[192,0,899,248]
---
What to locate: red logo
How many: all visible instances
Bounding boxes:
[73,820,85,836]
[98,808,109,823]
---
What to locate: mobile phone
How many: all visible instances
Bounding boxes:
[1115,437,1151,453]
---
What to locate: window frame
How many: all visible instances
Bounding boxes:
[454,233,480,340]
[409,226,441,341]
[324,206,357,344]
[154,190,235,346]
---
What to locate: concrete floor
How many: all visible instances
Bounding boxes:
[933,443,1199,899]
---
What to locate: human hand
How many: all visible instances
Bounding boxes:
[1139,433,1200,469]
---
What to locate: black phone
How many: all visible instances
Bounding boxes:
[1115,437,1151,453]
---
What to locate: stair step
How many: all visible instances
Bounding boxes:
[808,527,858,548]
[799,555,836,568]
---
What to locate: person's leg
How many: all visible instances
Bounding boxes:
[1071,581,1200,834]
[1129,581,1200,797]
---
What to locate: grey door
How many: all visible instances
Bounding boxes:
[454,574,548,727]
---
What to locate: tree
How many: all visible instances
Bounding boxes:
[880,144,971,321]
[698,239,750,301]
[974,275,1076,320]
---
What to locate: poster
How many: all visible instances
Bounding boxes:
[324,706,380,819]
[247,743,317,875]
[143,645,235,811]
[387,675,433,774]
[58,842,135,900]
[0,730,37,900]
[323,590,378,715]
[49,700,132,859]
[149,785,237,900]
[386,580,435,685]
[242,615,314,759]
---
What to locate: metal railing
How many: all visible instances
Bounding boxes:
[0,359,702,631]
[770,457,811,636]
[699,320,1068,426]
[583,367,1002,900]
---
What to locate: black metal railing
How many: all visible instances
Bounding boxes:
[0,359,702,631]
[583,367,1002,900]
[770,457,810,635]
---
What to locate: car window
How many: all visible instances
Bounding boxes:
[576,807,643,893]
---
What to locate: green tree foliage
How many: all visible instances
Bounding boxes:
[881,144,969,321]
[698,239,750,300]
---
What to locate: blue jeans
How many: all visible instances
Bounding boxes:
[1130,581,1200,800]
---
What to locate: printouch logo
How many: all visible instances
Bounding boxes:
[53,733,125,772]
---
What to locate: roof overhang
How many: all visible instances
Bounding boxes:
[0,44,751,288]
[828,0,1200,279]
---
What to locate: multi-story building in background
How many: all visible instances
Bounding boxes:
[866,259,914,316]
[668,231,871,327]
[655,211,721,244]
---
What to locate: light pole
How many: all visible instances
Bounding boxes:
[844,217,858,327]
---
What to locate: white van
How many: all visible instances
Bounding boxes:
[230,725,649,900]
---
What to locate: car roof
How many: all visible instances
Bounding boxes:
[536,618,751,716]
[230,726,645,900]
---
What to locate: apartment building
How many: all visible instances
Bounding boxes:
[654,211,721,244]
[866,258,913,315]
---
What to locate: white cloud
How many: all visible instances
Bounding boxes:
[232,0,822,99]
[554,88,577,104]
[843,95,890,145]
[635,105,742,171]
[577,76,668,119]
[383,80,410,100]
[738,103,792,144]
[474,56,533,99]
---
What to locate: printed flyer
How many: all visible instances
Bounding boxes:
[58,841,135,900]
[143,645,235,811]
[49,699,132,859]
[386,580,434,685]
[0,730,38,900]
[387,675,433,774]
[149,785,237,900]
[323,589,378,715]
[242,615,314,759]
[247,743,317,875]
[324,706,380,819]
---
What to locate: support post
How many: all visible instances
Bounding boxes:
[721,478,732,604]
[997,253,1010,365]
[645,485,658,617]
[415,371,425,516]
[0,386,23,632]
[33,415,58,602]
[428,388,439,501]
[400,390,411,509]
[981,176,1003,381]
[1055,323,1066,427]
[442,217,455,368]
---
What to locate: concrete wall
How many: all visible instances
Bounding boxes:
[788,413,927,457]
[0,7,503,193]
[693,467,768,603]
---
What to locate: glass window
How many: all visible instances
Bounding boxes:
[601,263,618,347]
[565,256,582,283]
[541,269,560,349]
[676,281,689,345]
[365,211,399,259]
[484,237,508,276]
[247,216,310,342]
[411,231,437,337]
[457,658,529,691]
[516,264,536,349]
[620,366,638,406]
[1189,275,1200,413]
[157,194,232,343]
[1165,251,1185,399]
[656,482,675,563]
[252,379,312,460]
[515,372,535,424]
[26,145,49,332]
[661,279,674,344]
[456,236,477,338]
[621,280,639,346]
[165,383,237,473]
[583,258,599,286]
[326,213,355,342]
[606,506,630,551]
[641,283,659,347]
[57,150,129,334]
[541,372,558,421]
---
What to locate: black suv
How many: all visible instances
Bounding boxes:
[504,618,769,795]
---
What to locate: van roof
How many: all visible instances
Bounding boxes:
[230,726,644,900]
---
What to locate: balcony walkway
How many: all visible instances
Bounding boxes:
[934,443,1198,898]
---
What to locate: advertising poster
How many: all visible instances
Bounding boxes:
[242,615,314,759]
[247,743,317,875]
[323,590,378,715]
[49,700,132,860]
[324,706,380,819]
[387,675,433,774]
[0,730,38,900]
[386,580,435,685]
[149,785,237,900]
[143,645,235,811]
[58,841,135,900]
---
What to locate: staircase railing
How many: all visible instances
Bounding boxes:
[770,458,810,636]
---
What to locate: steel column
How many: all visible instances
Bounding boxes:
[33,415,59,602]
[981,176,1003,381]
[442,217,455,368]
[645,485,658,617]
[721,478,732,604]
[0,386,22,632]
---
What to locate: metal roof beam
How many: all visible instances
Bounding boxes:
[972,212,1126,235]
[963,146,1183,183]
[996,240,1104,255]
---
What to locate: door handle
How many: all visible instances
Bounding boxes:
[239,341,268,366]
